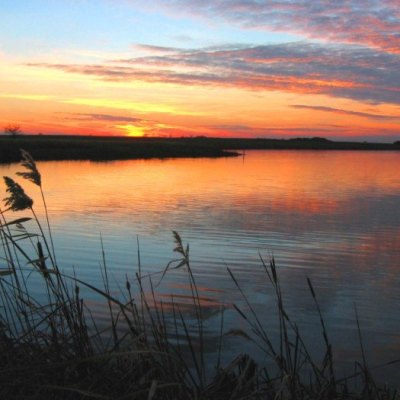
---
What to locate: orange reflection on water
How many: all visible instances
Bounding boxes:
[1,151,399,224]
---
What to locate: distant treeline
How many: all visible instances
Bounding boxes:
[0,135,399,163]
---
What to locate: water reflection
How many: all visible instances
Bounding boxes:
[1,150,399,382]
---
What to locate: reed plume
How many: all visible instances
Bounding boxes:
[16,148,41,187]
[3,176,33,211]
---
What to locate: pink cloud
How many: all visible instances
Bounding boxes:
[152,0,400,53]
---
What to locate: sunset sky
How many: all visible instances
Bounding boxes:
[1,0,399,141]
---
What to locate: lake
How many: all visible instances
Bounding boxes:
[1,150,400,383]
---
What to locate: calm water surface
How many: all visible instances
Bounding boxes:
[2,150,400,382]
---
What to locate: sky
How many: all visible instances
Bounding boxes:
[0,0,399,142]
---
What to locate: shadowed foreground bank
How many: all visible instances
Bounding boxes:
[1,135,399,163]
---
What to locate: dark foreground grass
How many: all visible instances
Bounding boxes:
[0,151,399,399]
[1,135,399,164]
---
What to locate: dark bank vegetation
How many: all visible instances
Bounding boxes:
[193,136,400,151]
[1,135,399,164]
[0,135,237,164]
[0,151,399,399]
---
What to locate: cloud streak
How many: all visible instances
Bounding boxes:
[27,42,400,105]
[291,105,400,121]
[132,44,185,54]
[206,123,334,137]
[65,113,149,124]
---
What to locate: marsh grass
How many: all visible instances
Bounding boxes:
[0,151,399,399]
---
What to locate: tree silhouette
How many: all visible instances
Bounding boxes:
[4,125,22,138]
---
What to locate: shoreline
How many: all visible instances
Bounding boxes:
[1,135,399,164]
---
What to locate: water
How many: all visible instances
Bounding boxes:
[1,150,400,383]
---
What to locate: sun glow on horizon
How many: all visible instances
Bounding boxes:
[117,124,147,137]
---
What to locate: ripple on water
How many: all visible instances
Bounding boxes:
[2,151,400,384]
